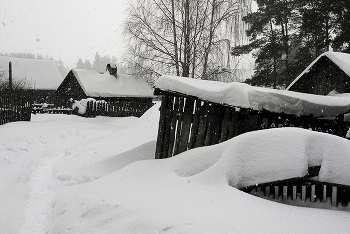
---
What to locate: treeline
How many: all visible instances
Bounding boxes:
[232,0,350,89]
[75,52,119,73]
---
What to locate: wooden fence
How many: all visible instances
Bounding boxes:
[241,167,350,208]
[0,91,32,126]
[82,97,154,118]
[154,90,349,159]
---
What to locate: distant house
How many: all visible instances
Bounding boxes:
[56,64,155,116]
[0,56,63,103]
[287,52,350,95]
[57,65,154,99]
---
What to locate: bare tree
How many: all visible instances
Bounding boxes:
[124,0,242,82]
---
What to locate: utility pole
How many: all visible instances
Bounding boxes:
[9,61,13,90]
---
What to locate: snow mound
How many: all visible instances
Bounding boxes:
[52,128,350,234]
[191,128,350,188]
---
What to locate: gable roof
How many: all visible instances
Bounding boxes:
[71,69,154,97]
[287,51,350,90]
[0,56,63,90]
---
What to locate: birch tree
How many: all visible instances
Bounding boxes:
[124,0,241,83]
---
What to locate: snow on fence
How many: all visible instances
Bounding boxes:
[79,97,154,118]
[154,90,349,159]
[0,91,32,125]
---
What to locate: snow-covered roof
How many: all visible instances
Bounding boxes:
[155,75,350,117]
[0,56,63,90]
[287,51,350,90]
[72,69,154,97]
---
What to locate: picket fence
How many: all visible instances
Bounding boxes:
[0,91,32,125]
[82,97,154,118]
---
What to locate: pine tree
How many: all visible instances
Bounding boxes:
[75,58,84,69]
[92,52,101,71]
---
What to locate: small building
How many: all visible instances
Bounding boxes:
[56,65,155,117]
[287,52,350,95]
[0,56,63,103]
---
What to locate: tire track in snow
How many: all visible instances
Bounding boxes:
[19,153,62,234]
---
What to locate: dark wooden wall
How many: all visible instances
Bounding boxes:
[289,57,350,95]
[155,90,349,159]
[56,70,87,103]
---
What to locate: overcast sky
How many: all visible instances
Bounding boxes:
[0,0,128,68]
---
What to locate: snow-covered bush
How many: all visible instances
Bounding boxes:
[72,98,108,116]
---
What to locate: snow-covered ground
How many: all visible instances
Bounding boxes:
[1,103,350,234]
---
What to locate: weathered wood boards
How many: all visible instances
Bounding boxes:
[0,91,31,125]
[154,89,349,159]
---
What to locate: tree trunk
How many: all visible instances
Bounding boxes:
[202,0,217,80]
[171,0,180,76]
[182,0,191,77]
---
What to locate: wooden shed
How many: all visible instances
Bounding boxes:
[287,52,350,95]
[56,65,155,117]
[154,75,350,160]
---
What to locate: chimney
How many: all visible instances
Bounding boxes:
[106,64,117,78]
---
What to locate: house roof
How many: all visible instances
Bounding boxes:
[287,51,350,90]
[155,75,350,117]
[71,69,154,97]
[0,56,63,90]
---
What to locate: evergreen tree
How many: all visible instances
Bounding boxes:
[75,58,84,69]
[233,0,350,89]
[83,59,92,70]
[92,52,102,71]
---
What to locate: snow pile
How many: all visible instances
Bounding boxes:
[72,69,154,97]
[155,75,350,117]
[72,98,107,115]
[51,127,350,234]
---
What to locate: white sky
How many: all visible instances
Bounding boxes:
[0,0,129,68]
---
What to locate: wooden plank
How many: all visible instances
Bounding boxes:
[323,185,327,202]
[292,186,297,200]
[155,95,168,159]
[265,186,270,197]
[204,104,216,146]
[188,99,201,150]
[173,97,185,156]
[219,107,231,143]
[161,95,174,158]
[283,186,288,201]
[178,97,195,154]
[332,186,337,206]
[211,105,225,145]
[311,185,316,202]
[274,186,279,199]
[302,186,306,201]
[194,102,209,148]
[227,110,239,139]
[167,96,180,157]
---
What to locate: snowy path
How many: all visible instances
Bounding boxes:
[19,153,62,234]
